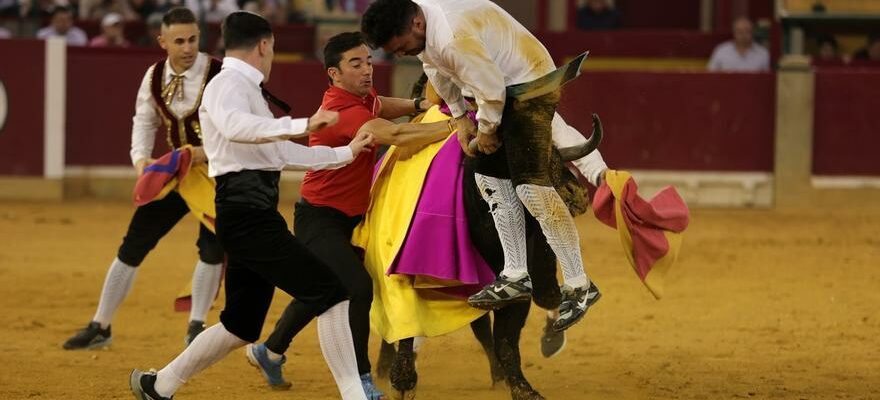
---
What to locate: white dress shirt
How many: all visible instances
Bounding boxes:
[36,26,88,46]
[130,52,212,165]
[200,57,353,177]
[414,0,607,185]
[707,41,770,72]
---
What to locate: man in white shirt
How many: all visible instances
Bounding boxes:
[362,0,606,332]
[36,6,88,46]
[63,7,225,352]
[130,11,372,400]
[707,17,770,72]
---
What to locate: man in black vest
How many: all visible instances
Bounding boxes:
[130,11,373,400]
[63,7,224,351]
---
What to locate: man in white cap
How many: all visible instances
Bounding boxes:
[89,12,131,47]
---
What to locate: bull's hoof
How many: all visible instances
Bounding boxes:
[376,341,397,379]
[389,351,418,392]
[391,388,417,400]
[510,380,545,400]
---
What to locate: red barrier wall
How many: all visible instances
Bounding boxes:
[66,49,392,165]
[538,30,728,61]
[558,71,776,171]
[0,39,45,176]
[813,69,880,176]
[617,0,701,30]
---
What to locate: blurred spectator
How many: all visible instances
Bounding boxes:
[241,0,285,24]
[811,34,845,66]
[707,17,770,72]
[83,0,137,20]
[136,11,162,47]
[89,12,130,46]
[852,33,880,62]
[576,0,621,31]
[0,26,11,38]
[184,0,236,23]
[36,6,88,46]
[0,0,19,17]
[129,0,157,20]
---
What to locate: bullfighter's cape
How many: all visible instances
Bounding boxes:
[132,146,220,311]
[351,106,489,342]
[592,170,690,299]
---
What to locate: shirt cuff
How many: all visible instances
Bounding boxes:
[446,100,469,119]
[335,146,354,164]
[290,117,309,136]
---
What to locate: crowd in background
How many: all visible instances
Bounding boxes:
[0,0,878,68]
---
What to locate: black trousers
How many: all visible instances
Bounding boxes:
[265,200,373,374]
[214,171,349,343]
[117,190,224,266]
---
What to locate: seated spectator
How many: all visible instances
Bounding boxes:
[89,12,130,47]
[184,0,237,23]
[83,0,137,21]
[707,17,770,72]
[36,6,88,46]
[576,0,621,31]
[130,0,157,20]
[852,33,880,62]
[812,34,845,66]
[136,11,163,47]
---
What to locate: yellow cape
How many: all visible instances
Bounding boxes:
[351,106,487,342]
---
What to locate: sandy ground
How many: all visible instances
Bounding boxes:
[0,197,878,400]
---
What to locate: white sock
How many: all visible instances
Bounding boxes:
[92,257,138,329]
[317,301,367,400]
[474,173,529,280]
[516,184,590,288]
[266,347,283,362]
[154,323,246,397]
[189,261,222,323]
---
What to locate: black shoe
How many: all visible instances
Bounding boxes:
[63,321,112,350]
[540,316,566,358]
[467,274,533,310]
[552,282,601,332]
[184,320,205,347]
[129,369,172,400]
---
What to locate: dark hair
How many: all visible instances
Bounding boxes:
[222,11,273,51]
[50,5,73,17]
[816,34,837,49]
[162,7,197,27]
[360,0,418,48]
[324,32,367,70]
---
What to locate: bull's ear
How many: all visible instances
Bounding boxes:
[558,113,603,162]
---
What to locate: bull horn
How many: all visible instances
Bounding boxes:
[558,113,603,162]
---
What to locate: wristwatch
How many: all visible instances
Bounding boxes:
[413,96,426,112]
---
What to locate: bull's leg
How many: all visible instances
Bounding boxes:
[389,338,417,399]
[470,313,505,387]
[493,301,545,400]
[375,340,396,379]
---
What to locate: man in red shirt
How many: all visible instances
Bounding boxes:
[243,32,452,398]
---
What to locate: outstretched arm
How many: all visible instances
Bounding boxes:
[360,117,451,147]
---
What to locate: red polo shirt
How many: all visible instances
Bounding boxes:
[300,86,380,216]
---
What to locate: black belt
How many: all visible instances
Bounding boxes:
[215,170,281,209]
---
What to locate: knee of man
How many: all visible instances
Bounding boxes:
[198,242,225,264]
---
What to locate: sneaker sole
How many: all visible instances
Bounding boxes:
[552,291,602,332]
[63,337,112,351]
[245,346,292,391]
[468,293,532,310]
[129,370,147,400]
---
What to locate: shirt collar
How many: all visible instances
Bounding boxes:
[221,56,265,87]
[163,52,206,80]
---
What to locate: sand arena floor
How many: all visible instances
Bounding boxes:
[0,197,878,399]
